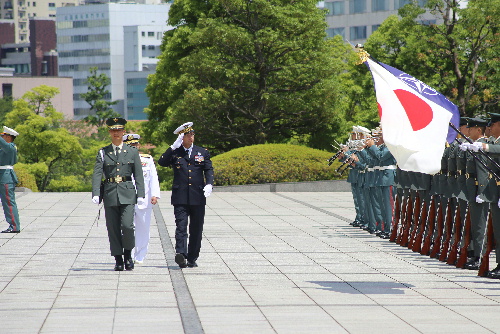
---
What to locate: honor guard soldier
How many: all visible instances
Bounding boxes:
[158,122,214,268]
[469,113,500,278]
[122,133,161,264]
[92,118,145,271]
[0,126,21,233]
[459,117,490,269]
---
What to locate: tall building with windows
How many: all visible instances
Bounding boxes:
[322,0,440,44]
[0,0,80,43]
[124,24,172,120]
[56,2,171,119]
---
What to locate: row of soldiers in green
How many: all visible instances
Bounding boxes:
[340,126,397,239]
[391,114,500,279]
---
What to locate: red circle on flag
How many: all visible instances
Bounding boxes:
[394,89,433,131]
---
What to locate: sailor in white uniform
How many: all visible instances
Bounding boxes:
[123,133,161,264]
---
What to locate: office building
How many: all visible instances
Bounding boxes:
[56,2,171,119]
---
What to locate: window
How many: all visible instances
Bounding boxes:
[141,31,145,37]
[324,1,344,15]
[148,32,154,37]
[350,26,367,40]
[394,0,411,9]
[148,45,155,50]
[326,27,345,38]
[48,2,55,7]
[142,45,146,50]
[2,84,13,97]
[372,24,381,32]
[350,0,366,14]
[32,1,36,6]
[372,0,388,11]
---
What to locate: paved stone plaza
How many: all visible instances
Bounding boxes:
[1,190,500,333]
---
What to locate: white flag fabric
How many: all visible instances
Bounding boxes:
[366,58,460,174]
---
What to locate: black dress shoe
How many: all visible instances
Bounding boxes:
[380,232,391,239]
[114,264,124,271]
[125,259,134,271]
[187,260,198,268]
[175,253,187,268]
[487,265,500,279]
[366,228,376,234]
[464,257,480,270]
[1,227,20,233]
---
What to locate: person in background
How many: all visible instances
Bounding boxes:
[122,133,161,264]
[0,126,20,234]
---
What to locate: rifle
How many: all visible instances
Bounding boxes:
[399,191,414,247]
[446,202,463,265]
[439,199,454,262]
[390,191,401,242]
[412,197,429,253]
[456,206,471,268]
[430,198,445,258]
[421,196,436,255]
[408,192,422,249]
[396,191,409,244]
[478,212,495,277]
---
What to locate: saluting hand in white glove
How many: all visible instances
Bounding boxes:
[203,184,213,197]
[92,196,100,204]
[171,133,184,150]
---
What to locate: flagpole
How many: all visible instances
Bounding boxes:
[449,122,500,181]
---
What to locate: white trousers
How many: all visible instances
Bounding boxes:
[133,205,152,262]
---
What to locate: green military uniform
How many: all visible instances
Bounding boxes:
[0,126,20,233]
[92,118,145,270]
[460,118,490,269]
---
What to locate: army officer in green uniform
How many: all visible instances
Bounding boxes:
[0,126,21,233]
[92,118,145,271]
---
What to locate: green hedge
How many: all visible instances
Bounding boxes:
[212,144,343,186]
[14,164,39,191]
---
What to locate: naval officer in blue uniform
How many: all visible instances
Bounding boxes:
[158,122,214,268]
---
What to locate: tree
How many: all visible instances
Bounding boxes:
[5,86,83,191]
[81,67,120,127]
[0,96,14,124]
[145,0,352,152]
[365,0,500,116]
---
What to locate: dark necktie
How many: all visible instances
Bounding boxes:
[115,147,120,160]
[185,149,189,158]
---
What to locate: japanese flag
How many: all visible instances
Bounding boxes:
[366,58,460,174]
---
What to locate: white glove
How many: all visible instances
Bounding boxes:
[137,197,146,206]
[203,184,213,197]
[92,196,100,204]
[459,143,469,151]
[171,133,184,150]
[498,199,500,208]
[470,142,482,152]
[476,195,485,204]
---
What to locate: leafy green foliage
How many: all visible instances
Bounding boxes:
[81,67,120,127]
[365,0,500,116]
[14,163,39,191]
[211,144,342,186]
[145,0,353,153]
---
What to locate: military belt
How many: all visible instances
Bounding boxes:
[105,176,132,183]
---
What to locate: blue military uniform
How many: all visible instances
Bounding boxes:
[158,122,214,268]
[0,126,20,234]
